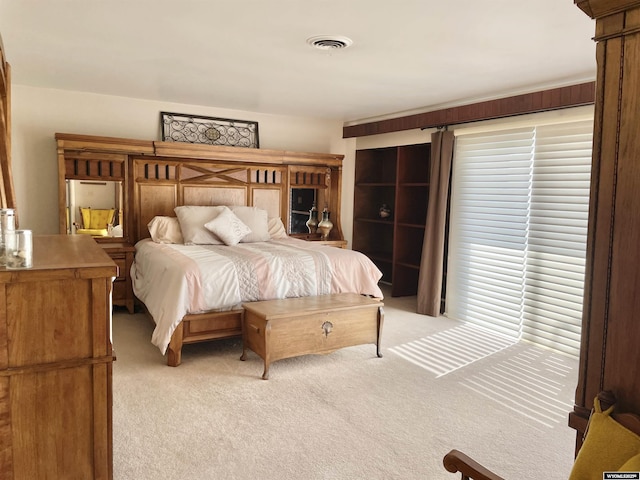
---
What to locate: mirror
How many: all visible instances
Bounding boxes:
[289,187,330,235]
[66,179,124,239]
[290,188,317,234]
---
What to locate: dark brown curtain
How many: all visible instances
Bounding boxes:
[416,130,454,316]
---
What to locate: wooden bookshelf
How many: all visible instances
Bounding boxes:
[353,143,431,296]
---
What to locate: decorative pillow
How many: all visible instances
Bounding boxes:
[268,217,288,239]
[569,396,640,480]
[204,207,251,246]
[147,216,184,244]
[619,453,640,471]
[230,206,270,243]
[174,205,226,245]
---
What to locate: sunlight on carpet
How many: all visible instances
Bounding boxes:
[388,323,516,377]
[388,323,577,429]
[459,346,575,428]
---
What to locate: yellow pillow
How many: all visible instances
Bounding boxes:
[569,397,640,480]
[619,453,640,471]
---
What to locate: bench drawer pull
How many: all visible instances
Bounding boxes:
[322,321,333,337]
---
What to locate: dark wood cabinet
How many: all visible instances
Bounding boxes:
[353,143,430,296]
[570,0,640,453]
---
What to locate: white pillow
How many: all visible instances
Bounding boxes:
[174,205,226,245]
[268,217,288,239]
[230,206,271,243]
[147,216,184,244]
[204,207,251,246]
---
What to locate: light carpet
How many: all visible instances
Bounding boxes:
[112,289,578,479]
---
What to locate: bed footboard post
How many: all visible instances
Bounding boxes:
[167,322,184,367]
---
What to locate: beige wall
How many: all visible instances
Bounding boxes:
[11,85,346,236]
[10,85,594,247]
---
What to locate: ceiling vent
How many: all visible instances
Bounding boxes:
[306,35,353,51]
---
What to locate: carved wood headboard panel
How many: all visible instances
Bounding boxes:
[131,156,288,242]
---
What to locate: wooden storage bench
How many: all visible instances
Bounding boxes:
[240,293,384,379]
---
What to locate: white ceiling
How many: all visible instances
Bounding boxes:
[0,0,597,124]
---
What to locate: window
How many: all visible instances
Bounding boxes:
[446,119,593,356]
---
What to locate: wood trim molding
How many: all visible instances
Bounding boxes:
[342,82,596,139]
[575,0,640,18]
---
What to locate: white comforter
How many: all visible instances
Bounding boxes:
[131,238,383,354]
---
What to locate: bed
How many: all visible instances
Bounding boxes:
[125,149,383,366]
[132,233,383,359]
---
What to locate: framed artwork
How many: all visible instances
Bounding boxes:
[160,112,259,148]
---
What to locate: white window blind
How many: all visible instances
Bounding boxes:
[446,128,534,341]
[523,121,593,355]
[446,120,592,356]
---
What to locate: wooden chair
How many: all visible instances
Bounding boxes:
[443,451,505,480]
[443,392,640,480]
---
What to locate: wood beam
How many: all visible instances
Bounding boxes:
[342,82,596,139]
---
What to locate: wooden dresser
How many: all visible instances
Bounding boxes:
[0,234,117,480]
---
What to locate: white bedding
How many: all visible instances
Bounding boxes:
[131,237,384,354]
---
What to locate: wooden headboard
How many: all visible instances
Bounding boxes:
[56,133,344,245]
[131,156,288,242]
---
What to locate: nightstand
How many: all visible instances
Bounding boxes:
[315,239,347,248]
[290,233,348,248]
[99,242,135,313]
